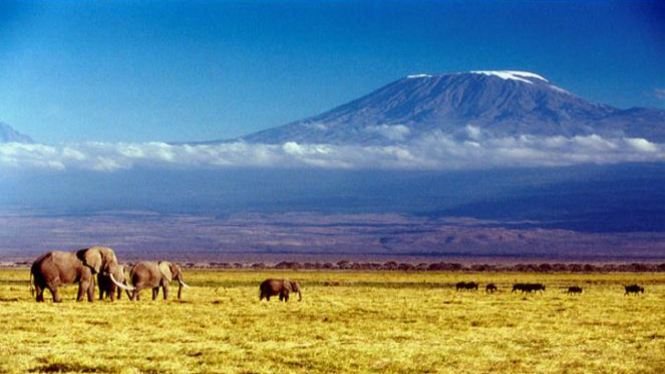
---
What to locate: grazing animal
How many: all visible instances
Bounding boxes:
[624,285,644,295]
[259,279,302,302]
[485,283,498,293]
[512,283,546,294]
[455,282,479,291]
[30,246,133,302]
[566,286,583,294]
[129,261,190,301]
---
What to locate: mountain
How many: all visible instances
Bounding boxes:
[0,122,34,143]
[235,71,665,145]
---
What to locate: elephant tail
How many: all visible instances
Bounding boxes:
[29,269,35,297]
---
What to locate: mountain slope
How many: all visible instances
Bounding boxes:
[0,122,34,143]
[237,71,664,145]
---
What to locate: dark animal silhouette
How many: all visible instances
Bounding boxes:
[455,282,479,291]
[624,285,644,295]
[512,283,546,294]
[566,286,583,294]
[485,283,497,293]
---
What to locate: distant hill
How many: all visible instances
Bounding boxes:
[0,122,33,143]
[213,70,665,145]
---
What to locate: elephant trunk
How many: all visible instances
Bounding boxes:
[110,273,135,291]
[298,290,302,302]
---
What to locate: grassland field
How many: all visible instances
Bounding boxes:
[1,270,664,374]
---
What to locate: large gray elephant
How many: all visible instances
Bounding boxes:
[129,261,190,301]
[97,263,131,301]
[259,278,302,302]
[30,246,133,302]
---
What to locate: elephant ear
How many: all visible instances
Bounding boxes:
[98,247,118,266]
[78,248,102,274]
[159,262,173,282]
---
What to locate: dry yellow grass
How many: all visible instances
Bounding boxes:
[1,270,664,374]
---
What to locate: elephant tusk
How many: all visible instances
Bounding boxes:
[179,280,191,289]
[110,273,135,291]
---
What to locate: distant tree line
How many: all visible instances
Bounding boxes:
[186,261,665,273]
[7,260,665,272]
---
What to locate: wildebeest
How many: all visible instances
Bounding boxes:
[455,282,479,291]
[512,283,546,294]
[624,284,644,295]
[485,283,497,293]
[566,286,583,294]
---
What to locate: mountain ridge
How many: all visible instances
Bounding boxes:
[221,71,665,145]
[0,122,34,143]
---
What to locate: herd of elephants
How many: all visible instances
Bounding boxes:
[30,246,301,302]
[29,246,644,303]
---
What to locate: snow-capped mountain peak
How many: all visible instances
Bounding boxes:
[226,70,665,145]
[470,70,549,84]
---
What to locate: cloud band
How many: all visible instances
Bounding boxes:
[0,133,663,172]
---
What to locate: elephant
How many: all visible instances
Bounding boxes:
[30,246,134,302]
[259,278,302,302]
[129,261,190,301]
[97,263,131,301]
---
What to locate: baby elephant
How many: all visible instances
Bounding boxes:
[260,279,302,302]
[129,261,190,301]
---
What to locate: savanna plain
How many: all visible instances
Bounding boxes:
[1,270,664,374]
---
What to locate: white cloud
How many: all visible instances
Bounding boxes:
[465,125,483,140]
[0,133,663,173]
[654,88,665,100]
[363,124,411,141]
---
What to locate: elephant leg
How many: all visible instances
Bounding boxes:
[99,287,105,300]
[162,284,169,300]
[79,279,94,302]
[152,287,159,300]
[117,286,122,300]
[50,287,62,303]
[110,285,116,302]
[90,281,96,302]
[35,285,45,302]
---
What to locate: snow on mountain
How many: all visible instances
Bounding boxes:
[407,74,433,79]
[232,71,665,145]
[469,70,549,84]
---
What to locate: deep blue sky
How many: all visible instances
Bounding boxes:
[1,1,664,143]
